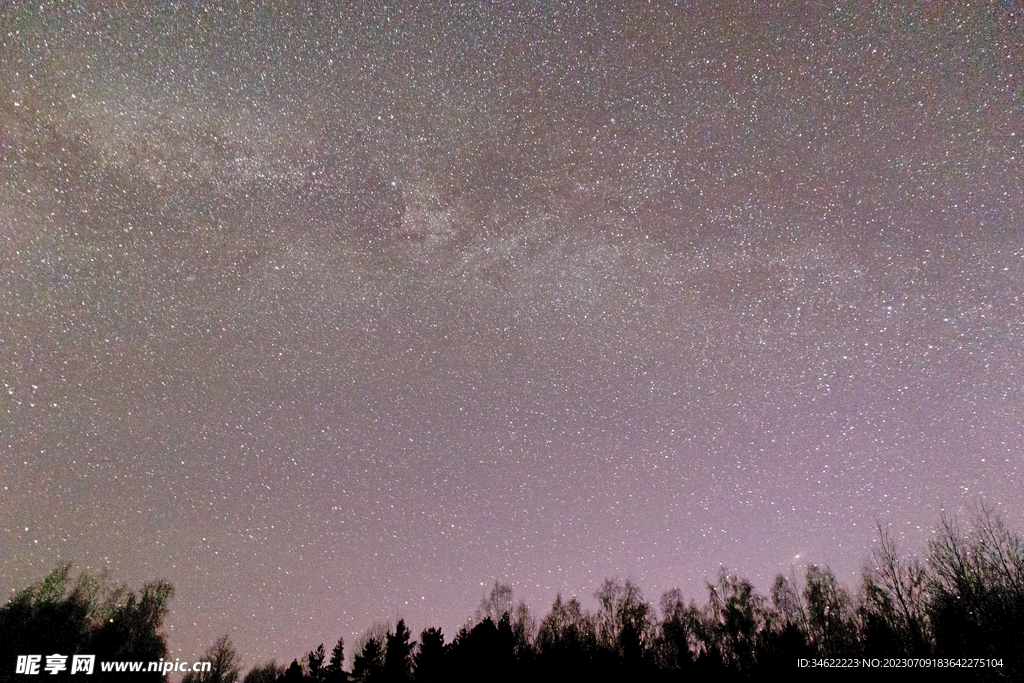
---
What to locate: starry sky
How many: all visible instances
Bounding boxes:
[2,0,1023,671]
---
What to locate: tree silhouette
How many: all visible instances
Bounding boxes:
[510,600,536,661]
[350,636,384,683]
[412,627,444,683]
[927,505,1024,678]
[91,579,176,672]
[182,634,241,683]
[6,505,1022,681]
[242,661,283,683]
[0,564,93,669]
[759,574,812,668]
[655,588,697,676]
[769,572,805,631]
[306,643,326,682]
[446,617,516,683]
[535,594,599,681]
[383,620,414,683]
[278,659,308,683]
[476,581,514,623]
[803,564,857,656]
[594,578,653,673]
[0,564,173,682]
[703,569,765,673]
[861,524,930,656]
[324,637,347,683]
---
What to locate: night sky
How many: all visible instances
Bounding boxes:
[2,0,1023,671]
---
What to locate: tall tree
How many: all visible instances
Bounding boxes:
[535,594,599,681]
[446,617,517,683]
[350,637,384,683]
[656,588,697,675]
[279,659,308,683]
[324,637,347,683]
[704,569,765,674]
[182,634,240,683]
[510,600,536,659]
[861,523,929,655]
[803,565,856,656]
[760,574,812,667]
[477,581,515,622]
[91,579,176,670]
[383,620,414,683]
[306,643,326,682]
[413,628,444,683]
[927,506,1024,678]
[594,578,653,668]
[770,573,805,630]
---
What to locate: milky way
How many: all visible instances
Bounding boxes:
[2,1,1022,669]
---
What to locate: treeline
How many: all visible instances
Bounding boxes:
[214,507,1023,683]
[3,507,1021,682]
[0,565,173,682]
